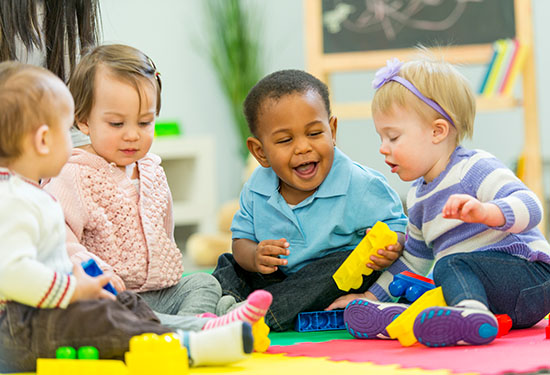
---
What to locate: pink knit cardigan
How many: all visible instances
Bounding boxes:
[44,149,183,292]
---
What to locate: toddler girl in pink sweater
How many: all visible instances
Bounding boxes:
[45,44,271,333]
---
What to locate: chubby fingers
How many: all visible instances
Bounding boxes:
[367,243,402,270]
[325,294,355,311]
[256,239,290,273]
[110,274,126,292]
[258,239,290,256]
[98,289,117,301]
[442,194,470,218]
[368,255,391,270]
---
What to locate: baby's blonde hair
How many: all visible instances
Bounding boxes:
[372,53,475,144]
[0,62,61,159]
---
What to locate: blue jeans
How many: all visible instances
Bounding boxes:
[212,250,380,331]
[139,273,222,331]
[433,251,550,328]
[0,291,172,373]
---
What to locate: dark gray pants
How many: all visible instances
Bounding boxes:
[0,291,172,373]
[212,250,380,331]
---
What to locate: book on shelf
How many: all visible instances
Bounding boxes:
[480,39,528,98]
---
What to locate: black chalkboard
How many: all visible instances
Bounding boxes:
[322,0,515,54]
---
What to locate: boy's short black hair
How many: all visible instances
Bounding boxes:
[243,69,331,136]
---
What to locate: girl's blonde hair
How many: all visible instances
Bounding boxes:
[69,44,161,124]
[372,54,475,144]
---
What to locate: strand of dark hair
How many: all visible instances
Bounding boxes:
[0,0,101,81]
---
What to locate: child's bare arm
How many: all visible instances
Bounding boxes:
[232,238,289,274]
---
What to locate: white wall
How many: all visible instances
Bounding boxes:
[100,0,304,209]
[99,0,550,208]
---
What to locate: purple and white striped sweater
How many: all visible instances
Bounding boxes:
[369,146,550,302]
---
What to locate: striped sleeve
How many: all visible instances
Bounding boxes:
[369,223,434,301]
[462,155,542,233]
[37,272,76,309]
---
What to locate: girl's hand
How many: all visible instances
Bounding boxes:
[325,291,378,310]
[442,194,505,226]
[254,239,290,274]
[70,263,117,303]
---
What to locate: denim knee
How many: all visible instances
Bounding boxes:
[432,253,457,285]
[515,278,550,328]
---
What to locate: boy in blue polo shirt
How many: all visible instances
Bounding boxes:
[212,70,408,331]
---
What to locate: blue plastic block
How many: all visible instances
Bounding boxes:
[81,258,118,296]
[295,310,345,332]
[389,271,434,302]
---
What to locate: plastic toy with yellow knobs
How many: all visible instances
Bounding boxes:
[125,332,188,374]
[252,317,271,352]
[333,221,398,291]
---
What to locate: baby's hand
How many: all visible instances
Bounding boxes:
[255,238,290,274]
[325,291,378,310]
[70,263,117,303]
[110,274,126,293]
[442,194,505,226]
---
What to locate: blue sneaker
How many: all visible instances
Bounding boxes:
[413,306,498,347]
[344,299,407,339]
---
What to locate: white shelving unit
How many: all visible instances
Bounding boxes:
[149,136,216,233]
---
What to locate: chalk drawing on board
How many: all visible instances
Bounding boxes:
[321,0,515,53]
[324,0,476,40]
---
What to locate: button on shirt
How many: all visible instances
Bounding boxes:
[231,148,408,274]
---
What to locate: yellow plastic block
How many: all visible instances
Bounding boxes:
[125,332,189,375]
[36,358,127,375]
[252,317,271,352]
[386,287,447,347]
[333,221,397,291]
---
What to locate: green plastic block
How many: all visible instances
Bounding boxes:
[56,346,76,359]
[155,120,181,137]
[77,346,99,359]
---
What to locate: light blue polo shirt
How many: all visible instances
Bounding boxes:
[231,147,408,274]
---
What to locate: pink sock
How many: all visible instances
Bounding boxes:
[203,290,272,330]
[197,312,218,319]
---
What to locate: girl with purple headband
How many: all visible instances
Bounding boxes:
[327,54,550,347]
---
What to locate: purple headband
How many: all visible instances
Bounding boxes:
[372,58,455,127]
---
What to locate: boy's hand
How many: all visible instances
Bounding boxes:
[255,238,290,274]
[367,241,403,270]
[442,194,505,227]
[326,291,378,310]
[70,263,117,303]
[365,228,404,271]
